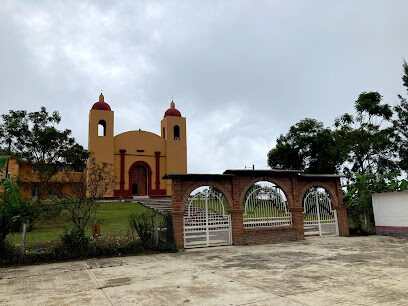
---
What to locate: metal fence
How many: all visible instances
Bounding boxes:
[243,181,292,228]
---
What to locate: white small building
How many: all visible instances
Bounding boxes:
[372,190,408,237]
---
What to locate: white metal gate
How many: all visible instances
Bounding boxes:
[303,188,339,237]
[183,188,232,248]
[243,183,292,228]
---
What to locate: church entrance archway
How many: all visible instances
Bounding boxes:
[130,165,148,196]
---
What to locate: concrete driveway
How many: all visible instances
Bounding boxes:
[1,236,408,305]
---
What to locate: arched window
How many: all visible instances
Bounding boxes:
[174,125,180,140]
[98,120,106,136]
[163,127,165,138]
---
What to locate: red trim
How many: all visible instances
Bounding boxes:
[150,189,167,196]
[113,160,167,197]
[376,225,408,231]
[104,195,171,200]
[129,161,152,196]
[155,151,160,192]
[119,149,126,195]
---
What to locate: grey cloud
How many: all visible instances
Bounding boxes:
[1,0,408,173]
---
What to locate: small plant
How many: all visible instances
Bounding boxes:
[59,228,90,258]
[129,210,177,252]
[94,237,143,256]
[0,156,33,255]
[129,210,156,249]
[159,213,177,252]
[0,241,19,264]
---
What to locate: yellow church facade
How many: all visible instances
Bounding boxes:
[88,94,187,198]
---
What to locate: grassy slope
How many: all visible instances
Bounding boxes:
[10,202,151,248]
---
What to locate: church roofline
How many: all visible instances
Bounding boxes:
[113,129,162,139]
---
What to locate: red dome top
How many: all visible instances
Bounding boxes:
[91,93,111,111]
[164,101,181,117]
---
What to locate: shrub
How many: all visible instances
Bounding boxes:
[94,238,144,256]
[157,240,178,253]
[0,165,33,254]
[129,210,177,252]
[158,213,177,252]
[129,210,156,249]
[57,228,90,258]
[0,241,18,264]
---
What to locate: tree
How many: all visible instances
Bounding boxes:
[267,63,408,234]
[268,92,397,178]
[60,156,117,233]
[393,60,408,171]
[0,107,89,198]
[267,118,345,173]
[344,172,408,234]
[334,92,398,180]
[0,156,31,254]
[0,110,28,176]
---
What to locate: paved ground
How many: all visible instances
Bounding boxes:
[1,236,408,305]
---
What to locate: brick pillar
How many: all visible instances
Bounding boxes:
[119,149,126,195]
[154,151,160,192]
[334,206,349,236]
[333,178,349,236]
[229,209,244,245]
[291,176,299,208]
[170,179,184,248]
[230,177,244,245]
[289,176,304,240]
[171,211,184,248]
[289,207,304,240]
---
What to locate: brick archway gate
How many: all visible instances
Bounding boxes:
[183,186,232,248]
[164,170,349,248]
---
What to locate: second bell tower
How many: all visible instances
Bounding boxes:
[88,93,114,166]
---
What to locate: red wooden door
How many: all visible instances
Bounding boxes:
[131,165,147,195]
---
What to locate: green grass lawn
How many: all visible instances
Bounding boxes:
[9,202,152,248]
[188,199,229,215]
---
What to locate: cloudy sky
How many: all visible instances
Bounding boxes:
[1,1,408,173]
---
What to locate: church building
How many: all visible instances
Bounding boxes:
[88,93,187,198]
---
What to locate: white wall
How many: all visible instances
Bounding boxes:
[372,191,408,227]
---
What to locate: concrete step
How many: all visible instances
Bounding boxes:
[137,198,172,213]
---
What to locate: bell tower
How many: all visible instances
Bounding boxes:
[161,101,187,194]
[88,93,114,166]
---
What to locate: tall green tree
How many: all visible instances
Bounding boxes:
[0,156,31,254]
[0,107,89,198]
[267,92,397,178]
[267,118,345,173]
[334,92,397,180]
[393,60,408,171]
[0,110,28,176]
